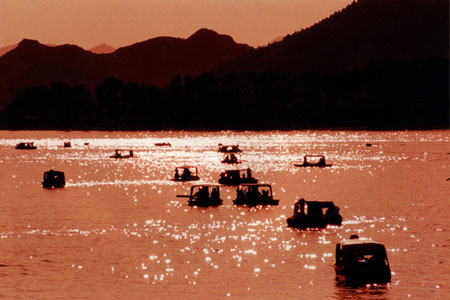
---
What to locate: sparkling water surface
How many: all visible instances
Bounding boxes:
[0,130,448,299]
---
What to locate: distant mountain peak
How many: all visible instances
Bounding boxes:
[89,43,115,54]
[189,28,218,38]
[17,38,42,48]
[187,28,235,44]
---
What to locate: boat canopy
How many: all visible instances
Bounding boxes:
[238,183,273,194]
[43,170,65,180]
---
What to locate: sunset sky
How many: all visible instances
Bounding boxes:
[1,0,353,49]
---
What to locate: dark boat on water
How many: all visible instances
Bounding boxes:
[219,168,258,185]
[177,184,223,207]
[218,144,242,153]
[16,142,37,150]
[42,169,66,188]
[110,149,135,159]
[294,155,332,167]
[221,153,241,164]
[287,199,342,229]
[154,142,171,147]
[64,141,72,148]
[334,235,391,285]
[233,184,279,206]
[173,166,200,182]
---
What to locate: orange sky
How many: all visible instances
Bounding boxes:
[1,0,353,49]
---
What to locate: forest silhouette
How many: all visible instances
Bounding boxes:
[3,60,447,130]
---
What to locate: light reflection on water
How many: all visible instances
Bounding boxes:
[0,130,449,299]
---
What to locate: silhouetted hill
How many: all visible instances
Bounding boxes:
[0,39,110,105]
[89,43,115,54]
[218,0,448,74]
[0,44,17,57]
[0,42,59,58]
[0,29,253,105]
[112,28,252,84]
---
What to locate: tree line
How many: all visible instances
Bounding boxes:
[1,59,448,130]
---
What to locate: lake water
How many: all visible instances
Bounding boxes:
[0,130,448,299]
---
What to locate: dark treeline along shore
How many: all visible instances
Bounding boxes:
[0,0,448,130]
[2,61,448,130]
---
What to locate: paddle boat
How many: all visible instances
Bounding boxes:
[110,149,134,159]
[218,144,242,153]
[218,168,258,185]
[287,199,342,228]
[173,166,200,182]
[334,235,391,285]
[294,155,332,167]
[233,184,279,206]
[16,142,37,150]
[154,142,171,147]
[42,169,66,188]
[177,184,223,207]
[221,153,241,164]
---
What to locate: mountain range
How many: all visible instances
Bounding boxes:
[0,0,447,108]
[0,42,116,56]
[0,29,252,105]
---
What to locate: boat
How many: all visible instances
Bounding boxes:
[221,153,241,164]
[177,185,223,207]
[42,169,66,188]
[110,149,135,159]
[173,166,200,181]
[287,199,342,228]
[218,144,242,153]
[15,142,37,150]
[294,155,332,167]
[233,184,279,206]
[218,168,258,185]
[154,142,171,147]
[64,141,72,148]
[334,235,391,285]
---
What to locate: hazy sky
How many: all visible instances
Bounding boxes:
[1,0,353,49]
